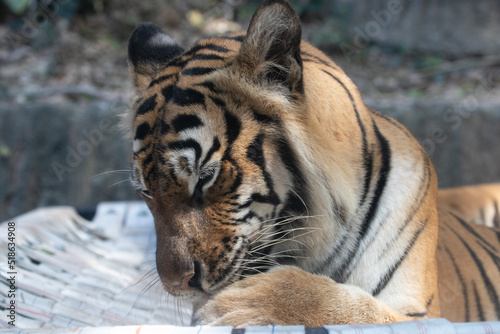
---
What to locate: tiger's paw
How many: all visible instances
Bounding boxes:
[198,266,341,327]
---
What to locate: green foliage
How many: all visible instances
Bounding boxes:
[0,144,11,158]
[100,34,122,52]
[3,0,31,14]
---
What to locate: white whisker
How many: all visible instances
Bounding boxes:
[105,178,133,190]
[90,169,133,179]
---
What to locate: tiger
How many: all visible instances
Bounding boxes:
[125,0,500,327]
[438,183,500,228]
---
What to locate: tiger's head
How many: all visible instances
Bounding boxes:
[127,0,309,298]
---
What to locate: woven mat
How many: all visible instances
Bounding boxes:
[1,203,499,333]
[0,202,192,329]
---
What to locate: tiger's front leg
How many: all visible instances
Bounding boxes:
[198,266,413,327]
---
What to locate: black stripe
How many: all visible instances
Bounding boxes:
[301,51,340,71]
[149,74,174,87]
[426,294,435,308]
[168,139,202,164]
[213,245,242,284]
[160,119,170,134]
[360,150,373,205]
[192,184,205,208]
[184,43,230,56]
[158,153,167,166]
[220,156,242,197]
[133,146,148,156]
[218,34,244,42]
[202,137,221,166]
[136,95,157,116]
[224,111,241,146]
[319,232,351,282]
[168,57,187,68]
[247,134,280,206]
[320,70,371,209]
[134,122,152,140]
[235,210,263,223]
[251,192,280,206]
[199,81,220,93]
[172,86,205,107]
[144,163,158,181]
[372,220,426,296]
[338,121,391,283]
[182,67,217,76]
[406,311,428,318]
[370,109,411,138]
[350,117,401,260]
[237,199,253,210]
[253,110,278,124]
[362,121,391,236]
[366,151,429,264]
[472,281,486,321]
[330,193,347,225]
[277,138,308,215]
[162,85,174,101]
[190,54,225,61]
[171,114,204,133]
[142,152,153,167]
[450,212,497,252]
[211,97,226,108]
[450,226,500,318]
[475,240,500,272]
[493,200,500,228]
[445,246,470,322]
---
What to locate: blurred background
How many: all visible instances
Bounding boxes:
[0,0,499,221]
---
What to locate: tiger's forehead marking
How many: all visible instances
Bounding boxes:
[131,35,245,189]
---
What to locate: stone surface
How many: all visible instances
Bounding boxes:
[0,100,139,221]
[338,0,500,57]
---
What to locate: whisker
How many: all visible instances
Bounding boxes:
[105,178,133,190]
[249,227,318,253]
[249,237,307,253]
[247,248,303,258]
[248,214,324,243]
[289,187,311,217]
[90,169,133,179]
[126,276,160,319]
[254,226,321,243]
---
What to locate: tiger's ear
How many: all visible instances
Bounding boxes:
[128,22,184,94]
[235,0,303,93]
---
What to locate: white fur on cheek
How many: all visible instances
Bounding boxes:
[133,139,142,153]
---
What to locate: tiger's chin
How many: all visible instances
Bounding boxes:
[160,272,239,300]
[162,284,213,302]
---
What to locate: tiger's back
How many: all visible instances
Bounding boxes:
[126,0,500,325]
[437,184,500,321]
[439,183,500,228]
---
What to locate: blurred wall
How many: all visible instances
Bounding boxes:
[0,100,139,221]
[345,0,500,56]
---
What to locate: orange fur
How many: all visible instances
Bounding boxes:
[438,183,500,227]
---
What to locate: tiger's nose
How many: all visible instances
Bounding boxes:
[164,273,196,291]
[162,261,203,291]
